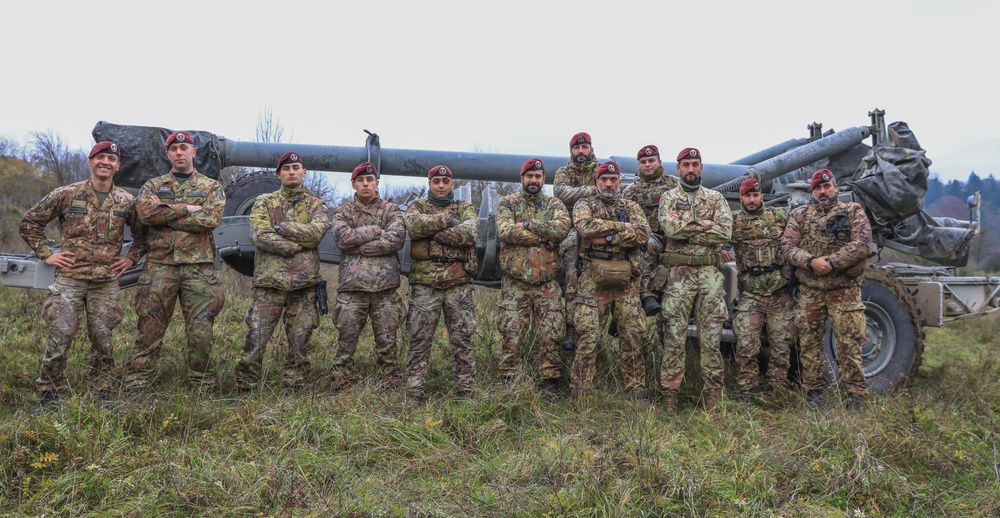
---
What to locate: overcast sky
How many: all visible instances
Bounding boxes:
[1,0,996,183]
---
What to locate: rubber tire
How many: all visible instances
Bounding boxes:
[823,269,922,394]
[221,172,281,276]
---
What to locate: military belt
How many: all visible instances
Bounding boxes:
[429,256,463,264]
[744,264,779,276]
[585,250,627,261]
[660,252,723,267]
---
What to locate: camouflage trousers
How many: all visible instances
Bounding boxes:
[797,284,868,396]
[404,283,477,398]
[638,234,664,300]
[497,276,565,380]
[571,271,646,395]
[559,229,580,330]
[329,289,403,382]
[124,262,224,390]
[36,276,123,393]
[235,286,319,390]
[732,289,793,391]
[659,265,727,394]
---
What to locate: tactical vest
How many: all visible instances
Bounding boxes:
[798,203,866,278]
[733,209,785,273]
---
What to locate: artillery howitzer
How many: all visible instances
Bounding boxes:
[1,109,996,393]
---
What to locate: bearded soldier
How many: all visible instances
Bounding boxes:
[782,168,872,411]
[124,131,225,392]
[554,132,599,351]
[495,158,571,390]
[20,141,148,413]
[328,161,406,391]
[571,161,650,400]
[622,144,678,317]
[731,177,792,400]
[403,165,479,403]
[235,152,331,394]
[656,147,733,413]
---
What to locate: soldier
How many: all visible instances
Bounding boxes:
[622,144,679,316]
[123,131,226,392]
[782,168,872,410]
[19,141,148,413]
[571,161,650,399]
[495,158,571,390]
[554,132,599,351]
[656,147,733,413]
[731,177,793,400]
[402,165,480,403]
[328,161,406,391]
[235,152,331,394]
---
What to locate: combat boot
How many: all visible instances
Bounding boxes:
[703,389,722,412]
[562,326,577,351]
[32,390,60,416]
[628,388,650,403]
[661,391,679,415]
[642,296,662,317]
[540,378,560,393]
[805,389,824,411]
[845,393,863,412]
[329,376,352,393]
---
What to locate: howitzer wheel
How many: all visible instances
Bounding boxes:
[823,265,924,394]
[221,171,282,276]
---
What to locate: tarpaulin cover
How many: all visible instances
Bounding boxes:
[92,121,221,189]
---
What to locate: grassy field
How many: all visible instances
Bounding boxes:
[0,266,998,516]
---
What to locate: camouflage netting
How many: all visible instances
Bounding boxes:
[92,121,222,189]
[843,121,930,226]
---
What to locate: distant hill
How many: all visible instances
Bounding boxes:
[927,138,1000,181]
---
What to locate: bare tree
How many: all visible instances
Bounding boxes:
[255,106,292,143]
[304,171,337,205]
[30,130,88,186]
[0,136,23,159]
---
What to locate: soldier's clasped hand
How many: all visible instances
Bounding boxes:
[44,251,75,268]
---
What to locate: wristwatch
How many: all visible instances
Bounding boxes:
[605,234,614,244]
[523,220,530,229]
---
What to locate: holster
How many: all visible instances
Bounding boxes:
[314,280,329,315]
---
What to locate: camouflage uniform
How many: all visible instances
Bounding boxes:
[495,190,571,380]
[731,206,793,391]
[570,195,650,395]
[403,197,480,398]
[656,185,733,397]
[782,199,872,396]
[19,179,148,393]
[328,192,406,384]
[235,186,331,390]
[554,159,598,339]
[621,165,679,303]
[124,171,226,390]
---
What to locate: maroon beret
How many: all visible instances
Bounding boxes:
[277,151,303,171]
[352,161,378,181]
[637,145,659,161]
[810,168,835,190]
[520,158,544,175]
[595,161,621,178]
[676,147,701,161]
[570,132,592,148]
[89,141,120,159]
[165,131,194,148]
[739,177,762,196]
[428,165,453,179]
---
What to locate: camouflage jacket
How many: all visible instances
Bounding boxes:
[554,159,598,220]
[250,186,331,291]
[136,171,224,265]
[574,196,650,273]
[658,186,733,257]
[732,207,789,296]
[782,199,872,289]
[496,191,571,285]
[404,197,479,289]
[621,166,679,235]
[330,193,405,293]
[19,179,148,282]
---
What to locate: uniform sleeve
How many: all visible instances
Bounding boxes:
[124,199,150,264]
[688,195,732,246]
[330,202,382,248]
[781,207,810,268]
[250,198,300,257]
[497,197,542,246]
[136,180,189,226]
[611,203,650,248]
[658,192,702,240]
[529,198,571,244]
[19,190,63,259]
[168,180,224,232]
[554,167,596,211]
[827,203,872,270]
[434,202,478,247]
[404,201,452,239]
[575,199,624,239]
[360,203,406,256]
[289,201,332,250]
